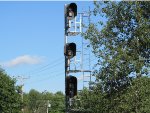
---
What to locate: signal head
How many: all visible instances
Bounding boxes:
[66,3,77,20]
[64,43,76,59]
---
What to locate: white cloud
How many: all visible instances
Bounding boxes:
[1,55,44,67]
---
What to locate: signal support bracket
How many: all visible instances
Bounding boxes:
[67,14,82,36]
[67,70,91,74]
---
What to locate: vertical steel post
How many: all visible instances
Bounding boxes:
[80,13,82,33]
[64,4,69,113]
[81,32,84,89]
[88,6,92,90]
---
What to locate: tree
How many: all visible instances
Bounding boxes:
[23,90,65,113]
[117,77,150,113]
[73,88,102,113]
[81,1,150,112]
[0,68,22,113]
[83,0,149,93]
[49,91,65,113]
[28,89,43,113]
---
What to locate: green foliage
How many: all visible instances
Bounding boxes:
[0,68,22,113]
[75,77,150,113]
[28,89,42,112]
[83,1,149,93]
[80,1,150,113]
[49,91,65,113]
[23,90,65,113]
[118,77,150,113]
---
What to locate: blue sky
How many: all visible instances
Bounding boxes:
[0,1,96,93]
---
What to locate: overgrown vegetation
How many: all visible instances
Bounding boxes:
[0,69,22,113]
[0,1,149,113]
[76,1,150,113]
[23,90,65,113]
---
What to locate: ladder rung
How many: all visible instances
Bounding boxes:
[83,81,89,82]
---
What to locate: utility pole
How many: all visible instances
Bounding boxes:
[16,75,29,113]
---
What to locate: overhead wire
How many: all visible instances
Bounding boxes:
[22,56,64,76]
[5,52,64,86]
[22,39,96,86]
[28,60,64,76]
[17,56,65,85]
[25,71,64,85]
[30,66,64,78]
[24,54,97,85]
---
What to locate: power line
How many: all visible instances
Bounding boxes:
[27,60,64,76]
[22,56,64,76]
[13,57,65,88]
[25,71,64,85]
[30,67,64,78]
